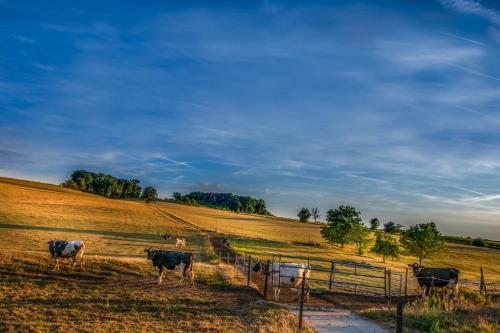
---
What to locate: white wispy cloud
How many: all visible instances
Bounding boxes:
[440,0,500,26]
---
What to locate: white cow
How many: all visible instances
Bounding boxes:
[47,240,86,271]
[252,261,311,302]
[175,238,186,248]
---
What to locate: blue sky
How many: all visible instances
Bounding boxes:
[1,0,500,238]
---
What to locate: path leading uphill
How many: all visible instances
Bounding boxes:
[289,306,390,333]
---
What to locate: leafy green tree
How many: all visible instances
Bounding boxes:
[61,179,78,190]
[401,222,446,265]
[369,218,380,230]
[384,221,398,233]
[371,232,399,262]
[141,187,158,203]
[311,207,320,223]
[472,238,486,247]
[297,208,311,223]
[321,205,362,248]
[255,199,267,215]
[172,192,182,201]
[349,223,371,255]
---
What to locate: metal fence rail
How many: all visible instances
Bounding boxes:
[270,253,411,298]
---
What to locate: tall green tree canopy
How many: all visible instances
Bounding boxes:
[141,187,158,203]
[383,221,403,234]
[371,232,399,262]
[349,222,371,255]
[321,205,363,248]
[172,192,271,215]
[401,222,446,265]
[297,208,311,223]
[369,218,380,230]
[61,170,142,199]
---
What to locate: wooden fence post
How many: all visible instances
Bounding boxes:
[396,299,404,333]
[234,254,238,277]
[384,268,387,299]
[399,273,403,296]
[247,256,252,286]
[480,267,487,295]
[388,270,392,306]
[354,264,357,295]
[328,262,334,290]
[263,260,270,300]
[298,269,307,332]
[404,268,408,297]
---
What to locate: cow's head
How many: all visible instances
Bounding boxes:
[251,261,265,273]
[408,263,422,274]
[144,248,156,259]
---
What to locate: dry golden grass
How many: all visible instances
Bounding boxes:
[1,176,499,332]
[155,202,500,288]
[0,177,313,332]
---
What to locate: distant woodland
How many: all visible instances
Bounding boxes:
[61,170,142,199]
[172,191,271,215]
[61,170,271,215]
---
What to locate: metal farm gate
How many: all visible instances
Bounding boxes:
[270,253,412,298]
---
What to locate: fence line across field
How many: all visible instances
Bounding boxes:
[270,253,410,298]
[215,249,416,298]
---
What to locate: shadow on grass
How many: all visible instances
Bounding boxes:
[0,223,162,242]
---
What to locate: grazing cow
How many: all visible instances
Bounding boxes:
[47,240,85,271]
[162,233,171,240]
[175,238,186,248]
[145,248,194,286]
[252,261,311,302]
[409,263,459,294]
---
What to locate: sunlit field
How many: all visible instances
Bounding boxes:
[1,176,499,332]
[0,177,310,333]
[155,202,500,288]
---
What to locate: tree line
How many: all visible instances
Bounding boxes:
[61,169,158,202]
[299,205,447,264]
[172,192,271,215]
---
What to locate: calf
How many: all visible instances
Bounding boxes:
[145,248,194,286]
[409,263,459,294]
[252,261,311,302]
[175,238,186,248]
[47,240,85,271]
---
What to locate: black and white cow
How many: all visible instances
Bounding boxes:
[252,261,311,302]
[409,263,459,294]
[145,248,194,286]
[47,240,86,271]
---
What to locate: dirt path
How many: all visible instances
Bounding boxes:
[288,306,390,333]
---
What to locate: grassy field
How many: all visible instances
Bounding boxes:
[0,177,312,333]
[1,176,499,332]
[155,202,500,287]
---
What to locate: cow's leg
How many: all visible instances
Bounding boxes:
[52,257,58,270]
[273,287,281,301]
[157,267,163,284]
[71,257,77,271]
[190,269,195,287]
[54,258,61,271]
[178,263,186,286]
